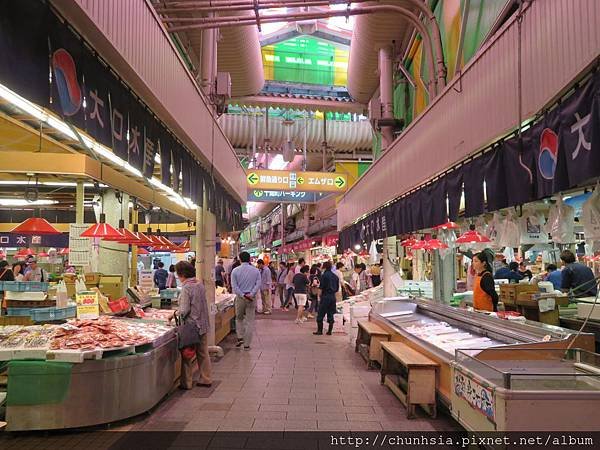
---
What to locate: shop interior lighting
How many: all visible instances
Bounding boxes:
[433,221,459,230]
[137,247,150,255]
[0,83,195,210]
[80,213,123,239]
[59,248,69,255]
[400,236,417,247]
[423,238,448,251]
[354,244,361,250]
[10,217,62,235]
[0,199,58,206]
[456,224,491,244]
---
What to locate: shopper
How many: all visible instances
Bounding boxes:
[283,262,296,310]
[560,250,598,297]
[12,262,24,281]
[296,257,305,274]
[370,262,382,287]
[176,261,212,389]
[307,265,321,319]
[0,261,14,282]
[293,265,310,324]
[494,262,524,283]
[472,252,498,312]
[257,259,272,315]
[231,251,262,350]
[518,262,533,281]
[214,259,226,288]
[153,262,168,291]
[276,261,288,309]
[23,260,46,282]
[226,256,240,292]
[544,264,562,290]
[167,264,177,288]
[314,261,339,335]
[335,261,345,302]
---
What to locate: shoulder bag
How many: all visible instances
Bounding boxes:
[174,311,201,349]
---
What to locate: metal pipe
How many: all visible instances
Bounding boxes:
[322,113,327,170]
[159,0,355,8]
[200,12,214,95]
[378,46,394,150]
[158,0,371,15]
[455,0,470,77]
[303,110,308,171]
[264,107,270,167]
[165,5,440,97]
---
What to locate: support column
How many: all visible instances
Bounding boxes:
[202,198,217,347]
[383,237,396,297]
[433,249,455,304]
[200,12,215,96]
[98,190,129,293]
[129,206,138,287]
[379,46,394,150]
[75,180,84,223]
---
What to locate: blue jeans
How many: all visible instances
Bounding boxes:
[283,287,296,308]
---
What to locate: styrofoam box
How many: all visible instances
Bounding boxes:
[577,302,600,321]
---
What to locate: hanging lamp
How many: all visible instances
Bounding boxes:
[156,228,177,249]
[400,236,417,247]
[456,224,491,244]
[59,248,69,255]
[410,238,427,250]
[15,248,35,257]
[137,247,150,255]
[146,227,164,246]
[424,238,449,251]
[10,217,61,235]
[80,213,123,239]
[103,219,140,244]
[433,221,460,231]
[130,224,153,246]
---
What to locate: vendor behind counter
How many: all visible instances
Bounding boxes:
[560,250,598,297]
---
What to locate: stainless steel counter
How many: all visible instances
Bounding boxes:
[6,334,179,431]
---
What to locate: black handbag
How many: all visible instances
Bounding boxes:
[174,312,201,349]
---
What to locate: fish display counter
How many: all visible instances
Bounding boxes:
[369,297,595,404]
[0,317,179,431]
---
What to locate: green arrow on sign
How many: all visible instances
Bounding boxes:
[335,176,346,188]
[247,172,258,185]
[254,190,264,198]
[297,177,305,185]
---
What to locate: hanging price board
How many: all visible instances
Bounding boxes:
[76,291,99,319]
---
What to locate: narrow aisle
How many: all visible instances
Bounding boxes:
[141,313,460,432]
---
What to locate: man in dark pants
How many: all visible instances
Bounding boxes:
[314,261,339,336]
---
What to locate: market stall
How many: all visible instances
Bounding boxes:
[0,316,178,431]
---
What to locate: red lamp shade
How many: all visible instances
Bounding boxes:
[172,245,189,254]
[10,218,61,235]
[178,240,190,250]
[80,214,123,239]
[59,248,69,255]
[433,221,459,231]
[15,248,35,257]
[400,236,417,247]
[37,252,49,257]
[424,239,449,251]
[103,220,140,244]
[130,225,153,246]
[136,247,150,255]
[456,225,491,244]
[146,228,164,246]
[410,239,427,250]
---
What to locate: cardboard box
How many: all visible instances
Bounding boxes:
[84,273,102,285]
[99,282,123,301]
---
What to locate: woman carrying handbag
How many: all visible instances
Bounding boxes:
[175,261,212,390]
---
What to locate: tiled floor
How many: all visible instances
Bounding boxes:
[128,310,461,432]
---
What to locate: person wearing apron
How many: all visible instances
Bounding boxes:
[472,252,499,312]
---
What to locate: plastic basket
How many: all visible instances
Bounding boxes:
[0,281,49,292]
[30,305,76,322]
[6,307,33,317]
[160,289,179,299]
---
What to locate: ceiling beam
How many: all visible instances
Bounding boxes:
[229,95,366,114]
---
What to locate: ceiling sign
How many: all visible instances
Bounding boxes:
[246,170,347,193]
[247,189,328,203]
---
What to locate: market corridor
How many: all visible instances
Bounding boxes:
[127,313,459,432]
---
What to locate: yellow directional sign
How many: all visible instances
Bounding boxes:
[245,170,348,193]
[253,190,264,198]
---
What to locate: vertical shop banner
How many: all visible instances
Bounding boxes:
[501,135,536,206]
[143,120,158,178]
[409,191,424,232]
[48,23,86,131]
[127,99,145,173]
[530,107,567,200]
[172,147,182,193]
[559,73,600,188]
[445,168,463,222]
[429,179,448,228]
[484,146,509,212]
[160,133,173,187]
[463,155,486,217]
[107,76,129,161]
[398,197,412,235]
[0,1,50,108]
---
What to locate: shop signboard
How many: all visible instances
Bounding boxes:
[323,234,339,247]
[76,291,100,320]
[246,170,347,193]
[453,369,495,422]
[247,189,327,203]
[280,238,321,254]
[0,233,68,248]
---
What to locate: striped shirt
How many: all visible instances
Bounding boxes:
[231,263,262,297]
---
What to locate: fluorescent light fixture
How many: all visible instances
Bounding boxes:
[0,199,58,206]
[155,154,161,164]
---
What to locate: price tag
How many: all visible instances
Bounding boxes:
[76,291,99,319]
